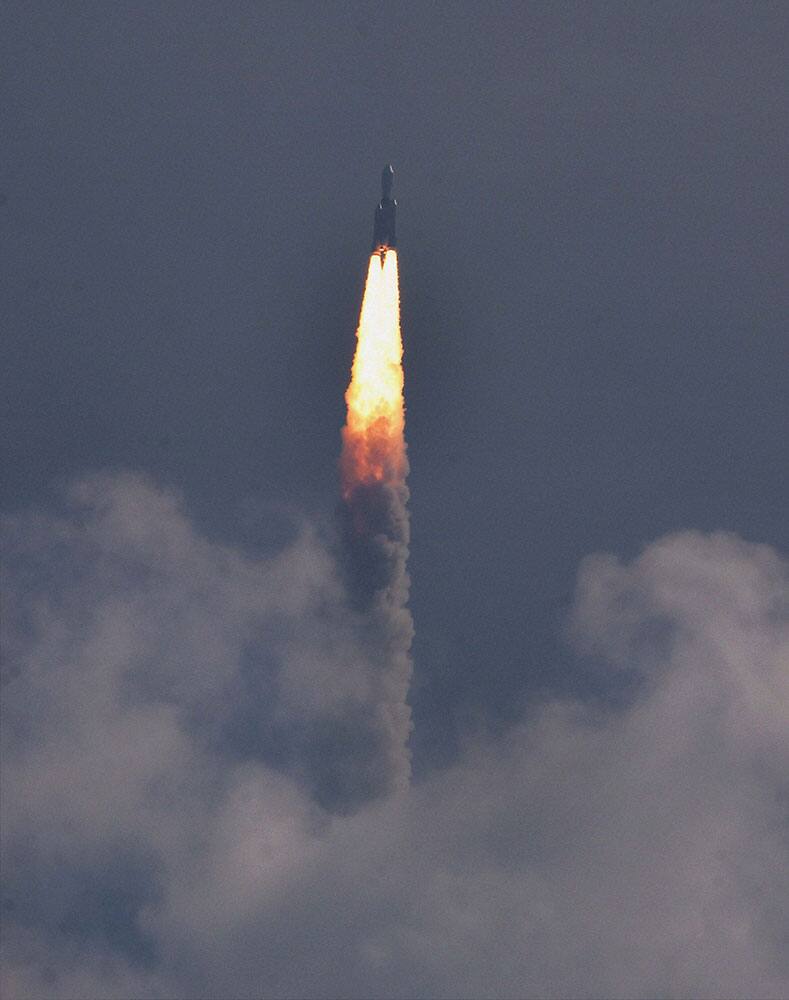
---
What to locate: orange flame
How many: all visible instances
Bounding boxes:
[341,251,406,498]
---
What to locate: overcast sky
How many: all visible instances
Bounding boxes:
[2,3,788,998]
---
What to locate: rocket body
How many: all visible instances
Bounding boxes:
[372,164,397,257]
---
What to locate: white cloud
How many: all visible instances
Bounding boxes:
[2,476,787,999]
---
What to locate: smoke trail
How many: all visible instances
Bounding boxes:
[319,250,413,807]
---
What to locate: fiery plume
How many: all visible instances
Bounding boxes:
[341,251,407,499]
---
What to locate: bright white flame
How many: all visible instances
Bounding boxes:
[341,251,406,496]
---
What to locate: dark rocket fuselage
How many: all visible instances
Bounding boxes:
[372,164,396,255]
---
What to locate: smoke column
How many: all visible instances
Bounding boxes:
[330,249,413,803]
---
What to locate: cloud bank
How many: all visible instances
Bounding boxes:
[2,474,787,999]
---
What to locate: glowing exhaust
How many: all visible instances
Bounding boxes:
[340,250,406,499]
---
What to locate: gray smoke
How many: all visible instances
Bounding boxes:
[0,476,789,1000]
[3,488,788,1000]
[331,468,414,807]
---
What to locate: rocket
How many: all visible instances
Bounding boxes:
[372,164,396,259]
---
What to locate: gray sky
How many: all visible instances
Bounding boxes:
[2,3,788,997]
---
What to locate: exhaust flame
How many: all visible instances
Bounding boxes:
[341,251,406,498]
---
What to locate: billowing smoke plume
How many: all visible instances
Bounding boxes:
[4,494,787,1000]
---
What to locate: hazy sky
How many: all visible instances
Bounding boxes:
[2,3,788,998]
